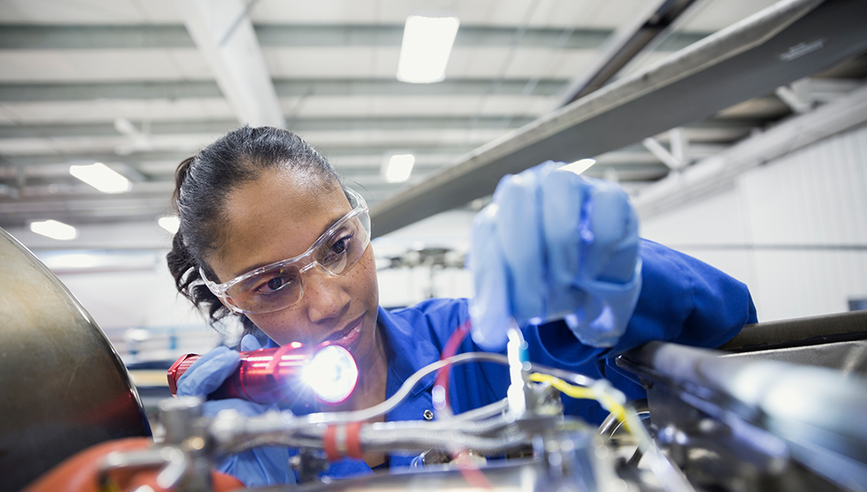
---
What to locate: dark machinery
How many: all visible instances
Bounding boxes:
[0,228,151,491]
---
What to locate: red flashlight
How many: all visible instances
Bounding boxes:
[167,342,358,410]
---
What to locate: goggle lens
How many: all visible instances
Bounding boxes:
[220,211,370,314]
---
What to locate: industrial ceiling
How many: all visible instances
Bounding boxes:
[1,0,866,239]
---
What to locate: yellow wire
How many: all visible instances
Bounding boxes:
[529,373,631,433]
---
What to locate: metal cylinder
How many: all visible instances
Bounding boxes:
[0,228,150,491]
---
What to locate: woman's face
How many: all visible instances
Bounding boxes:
[205,168,380,367]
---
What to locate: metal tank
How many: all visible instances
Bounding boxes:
[0,228,151,491]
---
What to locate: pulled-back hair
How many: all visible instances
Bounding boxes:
[167,126,342,335]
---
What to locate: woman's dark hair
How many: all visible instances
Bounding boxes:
[167,126,342,337]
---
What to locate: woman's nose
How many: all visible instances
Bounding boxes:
[302,268,351,324]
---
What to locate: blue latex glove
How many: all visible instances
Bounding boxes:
[176,334,296,486]
[469,161,642,350]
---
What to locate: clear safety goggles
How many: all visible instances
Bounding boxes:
[200,188,371,314]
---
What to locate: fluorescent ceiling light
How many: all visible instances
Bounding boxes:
[396,15,460,84]
[69,162,131,194]
[158,216,180,234]
[30,220,77,241]
[559,159,597,175]
[384,154,416,183]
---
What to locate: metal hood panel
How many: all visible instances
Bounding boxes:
[0,228,151,491]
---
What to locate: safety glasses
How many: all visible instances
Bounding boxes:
[200,188,370,314]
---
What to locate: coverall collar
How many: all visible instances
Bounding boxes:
[376,306,441,397]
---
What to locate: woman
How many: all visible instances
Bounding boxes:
[169,126,757,486]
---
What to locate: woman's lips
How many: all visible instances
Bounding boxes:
[325,316,363,351]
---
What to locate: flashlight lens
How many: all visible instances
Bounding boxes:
[303,345,358,404]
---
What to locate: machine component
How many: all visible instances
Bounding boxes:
[168,343,359,408]
[99,397,213,492]
[0,228,151,492]
[20,329,867,492]
[720,311,867,377]
[6,225,867,492]
[618,340,867,492]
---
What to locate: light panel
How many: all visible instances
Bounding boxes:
[69,162,131,194]
[158,216,180,234]
[30,220,77,241]
[384,154,416,183]
[396,16,460,84]
[559,159,597,175]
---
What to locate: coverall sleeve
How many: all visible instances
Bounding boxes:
[526,239,756,364]
[521,239,757,422]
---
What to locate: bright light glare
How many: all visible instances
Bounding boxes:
[559,159,597,175]
[30,220,78,241]
[69,162,131,194]
[396,16,460,84]
[384,154,415,183]
[303,345,358,404]
[158,216,180,234]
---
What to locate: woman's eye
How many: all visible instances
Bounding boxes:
[331,237,348,255]
[331,236,351,254]
[254,273,296,295]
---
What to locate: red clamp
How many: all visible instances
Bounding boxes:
[323,422,364,461]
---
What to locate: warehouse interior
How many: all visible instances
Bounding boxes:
[2,0,864,361]
[1,0,867,490]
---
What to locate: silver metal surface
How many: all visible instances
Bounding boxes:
[724,340,867,377]
[720,310,867,352]
[0,227,150,491]
[619,341,867,491]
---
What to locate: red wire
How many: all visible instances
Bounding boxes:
[432,319,492,489]
[434,319,472,412]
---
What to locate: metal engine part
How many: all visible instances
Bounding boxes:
[0,228,151,491]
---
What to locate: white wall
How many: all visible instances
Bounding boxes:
[641,123,867,322]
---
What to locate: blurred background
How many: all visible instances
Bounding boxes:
[0,0,865,372]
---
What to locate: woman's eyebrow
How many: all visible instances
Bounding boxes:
[230,210,350,278]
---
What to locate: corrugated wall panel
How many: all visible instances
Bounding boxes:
[643,123,867,322]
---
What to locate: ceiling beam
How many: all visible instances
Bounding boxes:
[0,78,568,102]
[0,146,479,167]
[0,116,536,139]
[0,182,408,224]
[0,24,710,51]
[369,0,866,238]
[0,25,195,49]
[176,0,285,128]
[0,160,667,183]
[560,0,699,105]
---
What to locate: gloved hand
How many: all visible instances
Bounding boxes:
[176,334,296,486]
[469,161,642,350]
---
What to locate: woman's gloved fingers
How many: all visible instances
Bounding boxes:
[240,334,263,352]
[601,207,640,283]
[572,266,642,347]
[176,346,241,397]
[493,167,547,324]
[469,204,511,350]
[541,168,586,317]
[581,181,635,282]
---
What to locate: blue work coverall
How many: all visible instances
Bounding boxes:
[222,240,758,484]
